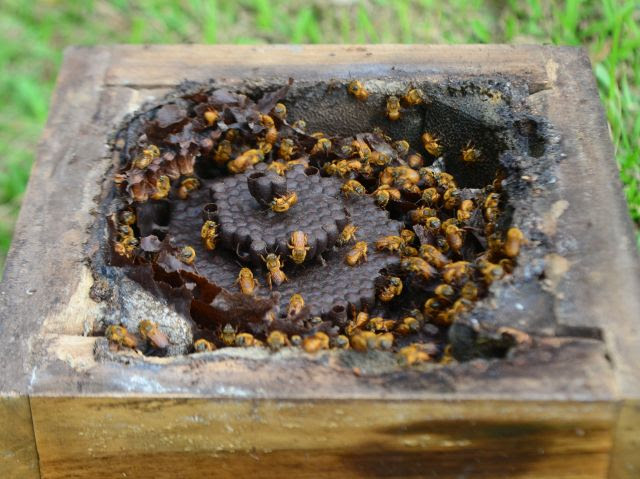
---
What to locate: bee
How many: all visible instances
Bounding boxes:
[221,323,236,346]
[257,139,273,154]
[117,224,134,241]
[423,297,445,318]
[150,175,171,200]
[436,236,450,254]
[421,187,440,206]
[267,160,288,176]
[302,332,330,353]
[345,241,368,266]
[290,335,302,347]
[351,140,371,159]
[114,236,139,258]
[177,246,196,265]
[445,225,464,254]
[332,335,350,349]
[227,149,264,174]
[395,316,421,335]
[440,344,454,364]
[225,129,239,143]
[462,142,480,162]
[395,166,420,184]
[435,284,456,304]
[272,103,287,120]
[419,167,438,187]
[393,140,410,157]
[401,245,419,257]
[333,160,351,177]
[287,294,305,317]
[236,267,258,295]
[386,95,401,121]
[401,256,437,280]
[262,254,288,288]
[292,119,306,131]
[421,132,442,156]
[481,263,505,284]
[375,235,405,253]
[436,172,457,190]
[105,325,138,350]
[503,227,524,258]
[407,153,424,169]
[278,138,295,161]
[367,316,396,332]
[203,108,219,126]
[138,319,169,349]
[378,276,403,302]
[376,332,394,350]
[267,330,288,351]
[420,244,451,269]
[487,233,504,255]
[379,167,395,186]
[460,281,478,300]
[350,331,378,352]
[457,199,474,222]
[337,224,358,246]
[398,343,432,366]
[261,115,279,145]
[193,338,215,352]
[369,151,391,167]
[403,87,425,106]
[270,191,298,213]
[235,332,258,347]
[341,179,366,198]
[484,192,500,209]
[133,145,159,169]
[400,229,416,245]
[345,311,370,336]
[200,220,218,251]
[442,261,473,285]
[177,177,200,200]
[214,139,233,166]
[443,188,461,210]
[424,216,442,232]
[119,210,136,225]
[347,80,368,101]
[409,207,437,224]
[288,231,310,264]
[310,137,332,156]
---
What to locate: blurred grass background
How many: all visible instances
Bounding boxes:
[0,0,639,274]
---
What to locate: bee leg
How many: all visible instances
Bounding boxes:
[317,253,327,267]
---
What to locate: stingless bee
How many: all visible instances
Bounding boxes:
[236,267,258,295]
[347,80,368,101]
[200,220,218,251]
[421,132,441,156]
[270,191,298,213]
[138,319,169,349]
[337,224,358,246]
[341,179,366,198]
[288,231,310,264]
[193,338,215,352]
[386,95,401,121]
[105,325,138,350]
[177,246,196,265]
[262,253,288,288]
[345,241,368,266]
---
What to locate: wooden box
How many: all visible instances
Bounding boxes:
[1,45,639,478]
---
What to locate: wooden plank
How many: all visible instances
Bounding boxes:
[31,396,614,479]
[0,396,40,478]
[103,44,551,90]
[610,400,640,478]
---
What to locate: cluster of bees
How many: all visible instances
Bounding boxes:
[109,80,524,366]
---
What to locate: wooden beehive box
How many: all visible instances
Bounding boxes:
[1,45,639,479]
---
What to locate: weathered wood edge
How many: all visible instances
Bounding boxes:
[540,47,640,479]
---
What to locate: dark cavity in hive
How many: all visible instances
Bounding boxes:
[97,76,561,361]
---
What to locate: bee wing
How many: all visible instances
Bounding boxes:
[148,329,170,349]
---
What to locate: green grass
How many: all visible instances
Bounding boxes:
[1,0,639,274]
